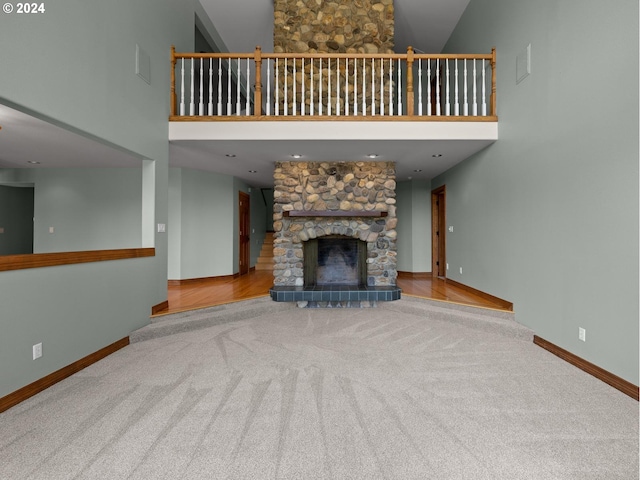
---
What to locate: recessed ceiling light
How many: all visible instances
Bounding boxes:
[413,169,422,173]
[27,161,41,165]
[432,154,443,158]
[367,154,379,158]
[225,154,236,157]
[291,154,302,159]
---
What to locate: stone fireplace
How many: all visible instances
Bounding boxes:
[269,161,401,306]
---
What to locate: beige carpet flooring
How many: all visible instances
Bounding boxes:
[1,297,637,479]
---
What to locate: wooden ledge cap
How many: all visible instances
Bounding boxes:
[283,210,388,218]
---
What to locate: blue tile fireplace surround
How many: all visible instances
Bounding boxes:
[269,284,402,304]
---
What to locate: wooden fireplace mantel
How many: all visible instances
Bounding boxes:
[283,210,388,218]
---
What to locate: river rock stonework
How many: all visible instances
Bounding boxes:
[273,0,395,116]
[273,0,395,55]
[273,161,398,287]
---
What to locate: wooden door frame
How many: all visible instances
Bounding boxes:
[239,191,250,275]
[431,185,446,277]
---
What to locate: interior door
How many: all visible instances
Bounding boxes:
[431,185,446,277]
[239,191,250,275]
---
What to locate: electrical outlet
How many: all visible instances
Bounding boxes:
[578,327,586,342]
[446,263,449,270]
[48,226,54,234]
[448,226,454,232]
[32,343,42,360]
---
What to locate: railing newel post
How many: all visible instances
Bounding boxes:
[254,46,262,116]
[406,46,415,116]
[170,45,177,117]
[491,47,497,116]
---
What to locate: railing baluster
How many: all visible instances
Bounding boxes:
[310,59,314,116]
[445,59,450,116]
[463,59,468,116]
[189,59,195,116]
[426,59,431,116]
[293,57,297,116]
[180,58,185,116]
[473,59,477,116]
[328,58,332,116]
[336,58,341,116]
[406,47,414,116]
[236,58,241,115]
[362,58,367,115]
[353,59,358,116]
[266,59,271,116]
[208,59,214,115]
[217,59,223,115]
[319,58,323,115]
[301,58,305,116]
[482,59,487,116]
[275,58,279,116]
[284,58,288,116]
[345,59,349,116]
[435,59,441,116]
[245,58,250,115]
[454,59,459,116]
[198,59,204,116]
[227,59,232,115]
[379,59,384,116]
[371,58,375,116]
[389,58,393,116]
[397,58,402,115]
[418,59,423,116]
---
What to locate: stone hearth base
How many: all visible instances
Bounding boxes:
[269,285,401,307]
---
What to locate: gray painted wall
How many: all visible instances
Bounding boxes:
[168,168,235,280]
[396,180,432,273]
[0,0,193,398]
[29,168,141,253]
[435,0,638,383]
[0,185,34,255]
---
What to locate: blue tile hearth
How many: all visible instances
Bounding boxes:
[269,285,401,303]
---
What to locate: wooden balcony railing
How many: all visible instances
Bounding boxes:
[170,46,496,121]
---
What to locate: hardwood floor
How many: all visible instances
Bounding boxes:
[155,270,511,317]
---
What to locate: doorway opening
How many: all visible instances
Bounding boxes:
[431,185,446,278]
[239,191,250,275]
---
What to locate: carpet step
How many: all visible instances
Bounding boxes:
[134,296,531,345]
[381,296,533,341]
[131,298,295,343]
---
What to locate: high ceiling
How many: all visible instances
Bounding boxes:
[198,0,471,54]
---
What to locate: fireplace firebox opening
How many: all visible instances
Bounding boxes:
[303,236,368,287]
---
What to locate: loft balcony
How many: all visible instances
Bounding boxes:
[168,47,498,184]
